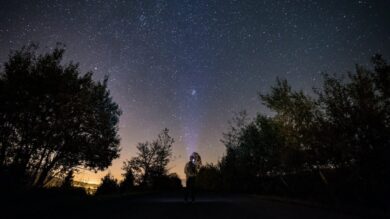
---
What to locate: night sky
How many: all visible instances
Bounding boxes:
[1,0,389,184]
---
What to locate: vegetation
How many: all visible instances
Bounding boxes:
[95,128,181,195]
[95,173,119,196]
[0,44,121,189]
[201,55,389,207]
[1,43,387,210]
[61,170,74,190]
[119,169,135,193]
[122,128,180,190]
[196,164,221,192]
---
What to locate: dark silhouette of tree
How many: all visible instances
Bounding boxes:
[315,55,390,202]
[219,55,389,205]
[0,43,121,188]
[122,128,174,188]
[166,173,182,189]
[220,113,285,191]
[61,170,74,189]
[120,169,134,193]
[219,111,249,191]
[153,173,182,190]
[260,78,318,173]
[95,173,119,196]
[59,169,86,195]
[196,164,221,191]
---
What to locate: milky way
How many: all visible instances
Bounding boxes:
[1,0,389,183]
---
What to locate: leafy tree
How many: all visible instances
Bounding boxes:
[221,111,250,150]
[219,111,249,191]
[196,164,221,191]
[219,55,390,205]
[220,114,285,191]
[166,173,182,189]
[59,169,86,196]
[119,169,134,193]
[122,128,174,187]
[0,44,121,187]
[260,78,318,172]
[317,55,390,199]
[95,173,119,196]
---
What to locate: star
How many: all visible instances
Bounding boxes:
[191,89,197,96]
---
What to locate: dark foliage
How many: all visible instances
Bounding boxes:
[218,55,390,207]
[58,169,87,196]
[152,173,182,191]
[119,169,134,193]
[122,128,174,189]
[61,170,74,190]
[95,173,119,196]
[196,164,222,192]
[0,43,121,189]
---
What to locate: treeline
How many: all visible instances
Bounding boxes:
[196,55,389,207]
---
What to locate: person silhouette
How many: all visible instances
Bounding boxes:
[184,152,201,202]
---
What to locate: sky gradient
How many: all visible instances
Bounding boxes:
[1,0,389,184]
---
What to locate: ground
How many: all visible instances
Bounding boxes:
[5,192,387,219]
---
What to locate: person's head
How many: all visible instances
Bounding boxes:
[189,155,195,163]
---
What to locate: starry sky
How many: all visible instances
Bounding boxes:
[1,0,389,184]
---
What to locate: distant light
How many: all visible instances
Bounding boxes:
[191,89,196,96]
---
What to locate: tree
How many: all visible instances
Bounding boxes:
[220,114,285,192]
[196,164,221,191]
[61,170,74,189]
[260,78,318,172]
[219,54,389,204]
[0,43,121,188]
[219,111,249,191]
[317,55,390,200]
[122,128,174,188]
[95,173,119,196]
[152,173,182,190]
[120,169,134,193]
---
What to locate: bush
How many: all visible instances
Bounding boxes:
[196,164,222,192]
[95,173,119,196]
[152,173,182,191]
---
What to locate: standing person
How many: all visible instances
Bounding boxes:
[184,152,201,202]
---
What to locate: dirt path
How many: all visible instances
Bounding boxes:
[79,193,366,219]
[8,192,384,219]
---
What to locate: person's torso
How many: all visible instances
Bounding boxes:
[185,162,197,177]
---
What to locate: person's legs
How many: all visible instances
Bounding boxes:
[189,177,196,202]
[185,178,189,202]
[193,177,196,201]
